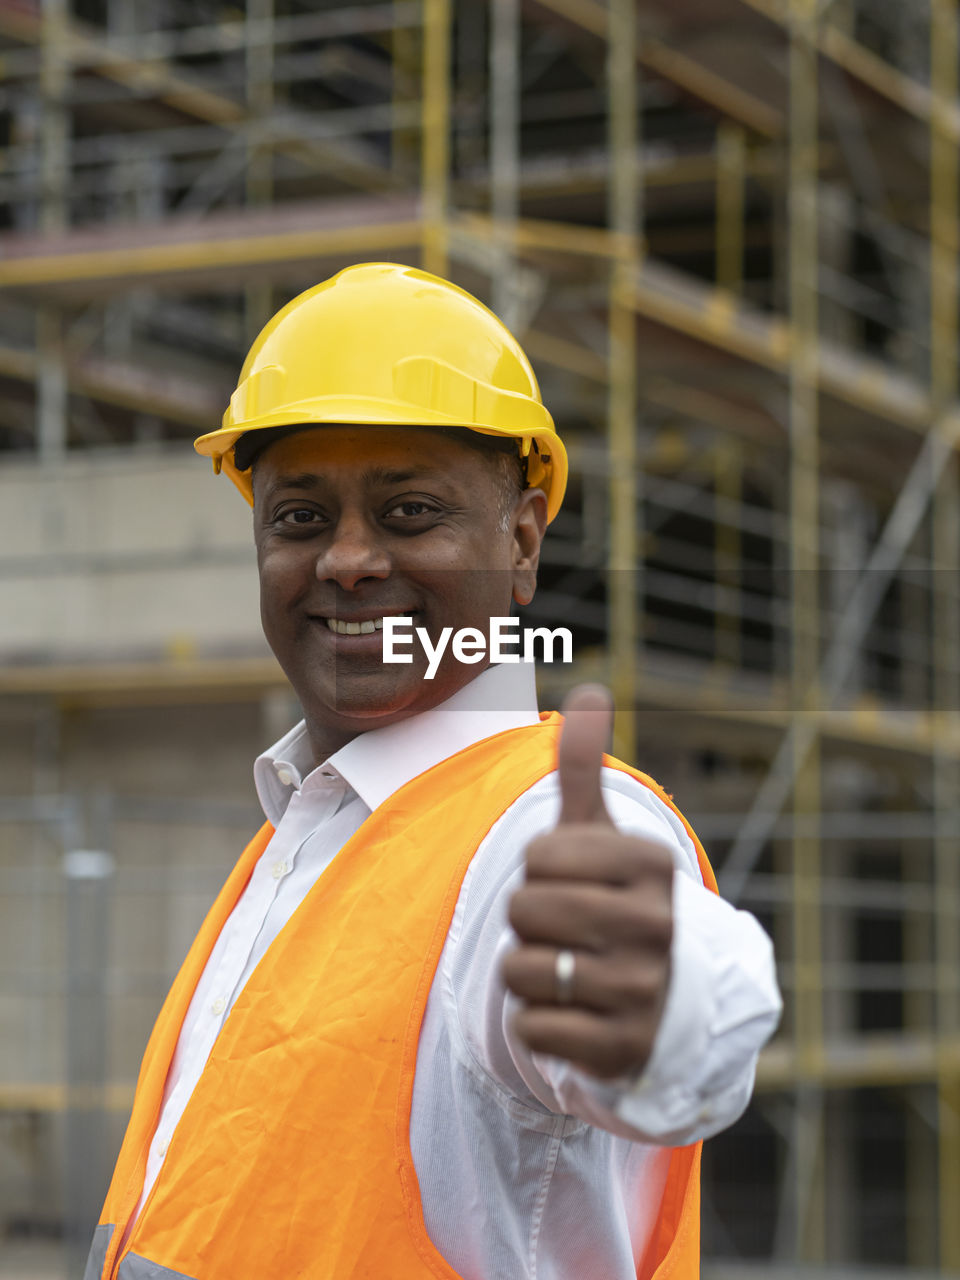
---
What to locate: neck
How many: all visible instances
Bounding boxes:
[301,663,499,767]
[305,723,360,767]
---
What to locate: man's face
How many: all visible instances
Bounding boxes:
[253,425,547,759]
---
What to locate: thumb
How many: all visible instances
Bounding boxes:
[557,684,615,825]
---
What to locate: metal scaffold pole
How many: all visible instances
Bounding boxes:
[930,0,960,1268]
[393,5,420,180]
[37,0,68,461]
[421,0,450,278]
[716,122,747,298]
[607,0,640,763]
[490,0,520,332]
[785,0,824,1261]
[62,847,115,1279]
[714,440,743,668]
[245,0,275,341]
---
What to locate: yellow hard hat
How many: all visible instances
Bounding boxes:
[194,262,568,522]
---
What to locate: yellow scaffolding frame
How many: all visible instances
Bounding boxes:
[786,0,825,1260]
[930,0,960,1267]
[421,0,450,277]
[607,0,640,762]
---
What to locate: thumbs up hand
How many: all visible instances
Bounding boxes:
[502,685,675,1080]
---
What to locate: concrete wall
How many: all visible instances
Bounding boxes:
[0,446,267,663]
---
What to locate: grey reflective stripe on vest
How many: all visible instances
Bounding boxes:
[83,1225,115,1280]
[118,1253,197,1280]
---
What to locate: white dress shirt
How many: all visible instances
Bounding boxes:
[134,662,781,1277]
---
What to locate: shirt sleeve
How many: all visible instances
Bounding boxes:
[440,767,782,1146]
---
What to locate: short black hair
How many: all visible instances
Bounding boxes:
[234,422,523,475]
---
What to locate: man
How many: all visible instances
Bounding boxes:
[86,263,780,1280]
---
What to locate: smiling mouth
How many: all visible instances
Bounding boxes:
[321,613,413,636]
[325,617,384,636]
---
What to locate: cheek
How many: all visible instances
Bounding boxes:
[441,526,513,571]
[258,549,312,608]
[428,559,515,619]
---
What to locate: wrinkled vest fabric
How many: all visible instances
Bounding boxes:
[87,713,717,1280]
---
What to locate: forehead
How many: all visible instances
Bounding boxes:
[251,425,502,497]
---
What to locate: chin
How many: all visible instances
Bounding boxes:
[311,678,428,727]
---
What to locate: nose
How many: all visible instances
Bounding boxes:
[315,510,391,591]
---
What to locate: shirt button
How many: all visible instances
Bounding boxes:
[275,766,294,786]
[271,860,290,880]
[157,1141,168,1159]
[211,996,226,1016]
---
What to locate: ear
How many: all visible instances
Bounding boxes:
[511,487,548,607]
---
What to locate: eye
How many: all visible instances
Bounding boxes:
[384,500,436,520]
[276,506,324,527]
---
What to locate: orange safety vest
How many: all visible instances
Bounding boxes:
[87,713,717,1280]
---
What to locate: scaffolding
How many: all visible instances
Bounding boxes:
[1,0,959,1271]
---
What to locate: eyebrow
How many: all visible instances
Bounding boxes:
[365,467,431,486]
[265,472,324,494]
[259,466,443,502]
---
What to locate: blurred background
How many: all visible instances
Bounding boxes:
[1,0,959,1276]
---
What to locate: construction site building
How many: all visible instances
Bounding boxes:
[0,0,958,1273]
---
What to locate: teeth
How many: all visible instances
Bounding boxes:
[325,616,390,635]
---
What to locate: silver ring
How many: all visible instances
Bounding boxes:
[554,949,576,1004]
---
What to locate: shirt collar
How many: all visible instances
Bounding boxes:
[254,661,540,824]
